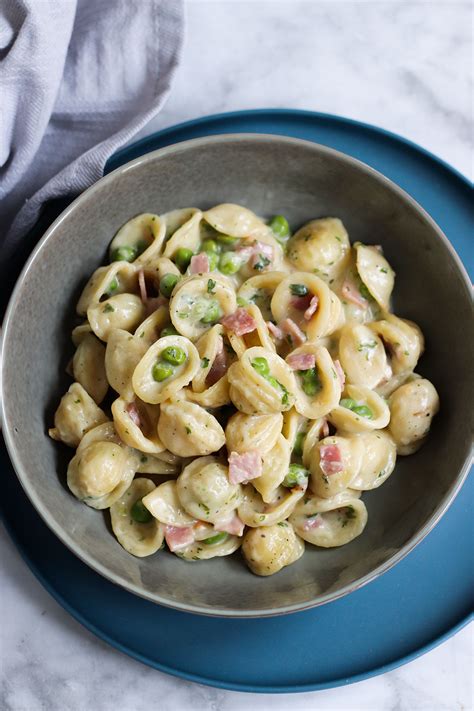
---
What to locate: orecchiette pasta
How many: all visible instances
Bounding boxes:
[157,398,226,456]
[50,204,439,576]
[49,383,108,447]
[110,478,165,557]
[289,490,367,547]
[241,522,304,576]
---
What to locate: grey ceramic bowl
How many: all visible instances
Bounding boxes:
[2,135,472,617]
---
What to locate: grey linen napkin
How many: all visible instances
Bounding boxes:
[0,0,184,273]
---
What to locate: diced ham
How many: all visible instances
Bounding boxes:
[190,252,209,274]
[322,419,330,438]
[304,295,319,321]
[228,450,262,485]
[334,359,346,388]
[214,512,245,537]
[286,352,316,371]
[280,318,306,346]
[221,308,257,336]
[319,444,344,475]
[126,402,141,427]
[341,279,368,308]
[206,336,228,385]
[291,294,313,311]
[138,269,148,304]
[303,515,323,532]
[266,321,284,340]
[164,525,195,552]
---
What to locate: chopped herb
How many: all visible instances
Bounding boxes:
[74,399,81,404]
[185,426,192,434]
[103,303,115,313]
[201,357,210,368]
[253,254,271,271]
[283,463,309,488]
[289,283,309,297]
[377,469,386,479]
[207,278,216,294]
[203,532,228,545]
[380,267,388,274]
[357,341,377,352]
[259,514,266,521]
[236,296,248,306]
[139,332,145,338]
[140,455,148,463]
[199,503,210,514]
[277,521,288,527]
[335,235,342,242]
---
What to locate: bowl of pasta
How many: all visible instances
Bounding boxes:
[2,134,472,616]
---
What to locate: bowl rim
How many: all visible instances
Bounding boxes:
[2,132,473,617]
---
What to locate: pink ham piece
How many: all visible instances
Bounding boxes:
[304,295,319,321]
[215,513,245,537]
[341,279,368,308]
[145,295,167,316]
[126,402,141,427]
[138,269,148,304]
[190,252,209,274]
[266,321,284,341]
[286,352,316,371]
[290,294,312,311]
[228,450,262,485]
[235,245,254,262]
[206,336,228,386]
[164,525,195,552]
[280,318,306,346]
[334,359,346,388]
[303,515,323,532]
[221,308,257,336]
[319,444,344,475]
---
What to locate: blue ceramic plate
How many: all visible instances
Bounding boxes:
[1,110,472,692]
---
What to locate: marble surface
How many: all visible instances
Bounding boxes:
[1,1,472,710]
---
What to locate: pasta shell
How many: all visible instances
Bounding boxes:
[328,385,390,433]
[110,478,164,557]
[157,398,226,456]
[72,333,108,404]
[242,522,304,576]
[388,378,439,455]
[132,335,200,404]
[169,273,237,340]
[287,217,351,283]
[289,490,367,547]
[176,456,242,524]
[225,412,283,456]
[142,479,196,527]
[238,484,304,527]
[88,293,146,342]
[309,435,364,498]
[355,243,395,310]
[252,435,292,503]
[48,383,108,448]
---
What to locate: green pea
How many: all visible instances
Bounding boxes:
[203,531,228,545]
[130,498,153,524]
[269,215,290,239]
[216,233,239,246]
[251,357,270,377]
[111,246,136,263]
[219,252,241,275]
[161,346,186,366]
[340,398,357,410]
[293,431,306,458]
[159,273,179,298]
[106,277,119,294]
[160,325,178,337]
[352,405,373,419]
[175,247,193,271]
[202,239,220,254]
[200,300,222,324]
[283,463,309,488]
[152,361,174,382]
[207,252,219,271]
[236,296,248,307]
[300,368,321,397]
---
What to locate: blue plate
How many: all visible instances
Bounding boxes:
[1,110,472,693]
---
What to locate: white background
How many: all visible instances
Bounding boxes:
[1,1,472,710]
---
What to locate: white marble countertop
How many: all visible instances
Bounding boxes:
[1,1,472,710]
